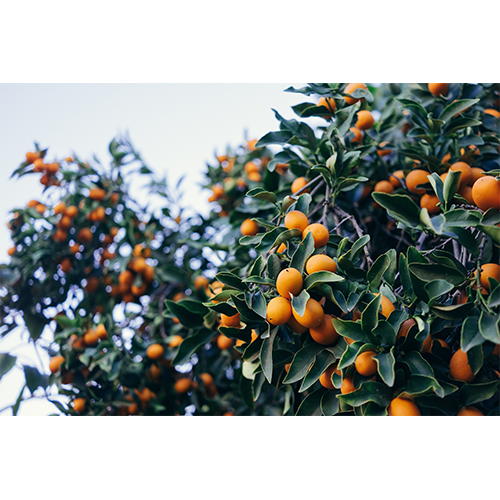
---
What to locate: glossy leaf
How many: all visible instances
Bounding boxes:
[337,381,393,408]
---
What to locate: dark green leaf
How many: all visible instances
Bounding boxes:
[0,353,17,381]
[290,231,315,274]
[260,327,278,383]
[461,316,484,352]
[372,193,420,227]
[459,380,499,406]
[172,329,215,365]
[283,343,324,384]
[337,381,393,407]
[303,271,344,290]
[375,348,395,387]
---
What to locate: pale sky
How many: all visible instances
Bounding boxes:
[0,83,313,415]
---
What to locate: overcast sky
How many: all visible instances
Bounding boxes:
[0,83,314,415]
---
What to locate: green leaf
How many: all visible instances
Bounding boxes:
[247,292,267,319]
[260,327,278,383]
[23,365,48,394]
[442,169,462,207]
[371,192,420,227]
[361,294,382,334]
[331,318,372,344]
[478,224,500,245]
[172,329,215,365]
[295,388,327,416]
[215,272,249,292]
[283,343,325,384]
[372,321,397,346]
[400,351,434,377]
[248,255,265,277]
[337,381,393,407]
[266,253,281,281]
[431,302,474,320]
[479,311,500,344]
[338,341,375,370]
[246,187,278,204]
[424,279,454,306]
[395,98,431,129]
[0,353,17,381]
[367,254,390,288]
[23,311,46,341]
[256,130,294,147]
[12,384,26,416]
[291,289,311,318]
[303,271,344,290]
[375,348,395,387]
[290,231,315,274]
[409,263,466,286]
[165,300,207,328]
[444,117,482,136]
[299,351,336,393]
[459,380,499,406]
[487,285,500,309]
[336,102,361,137]
[461,316,484,352]
[399,253,413,296]
[404,374,446,398]
[320,390,340,416]
[439,99,479,122]
[255,227,288,253]
[467,344,483,375]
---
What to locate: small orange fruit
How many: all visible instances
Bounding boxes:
[340,376,356,394]
[349,127,363,143]
[317,96,336,115]
[217,334,234,350]
[389,397,420,416]
[420,193,440,214]
[84,329,99,346]
[449,161,473,187]
[355,110,374,131]
[484,109,500,119]
[476,263,500,292]
[291,177,309,194]
[240,218,259,236]
[449,348,475,383]
[146,343,165,360]
[292,298,324,329]
[428,83,448,97]
[374,180,394,194]
[319,363,340,389]
[194,275,209,290]
[355,350,377,376]
[472,176,500,211]
[284,210,309,232]
[49,355,65,374]
[470,167,485,184]
[303,223,329,248]
[286,315,309,334]
[344,83,368,105]
[169,335,184,348]
[174,378,192,394]
[72,398,86,413]
[266,296,292,326]
[406,169,429,195]
[276,268,303,298]
[89,188,106,200]
[220,312,241,328]
[305,254,337,274]
[65,206,78,218]
[389,170,404,187]
[309,314,339,345]
[379,294,395,318]
[457,406,484,416]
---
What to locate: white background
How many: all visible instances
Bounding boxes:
[0,83,309,415]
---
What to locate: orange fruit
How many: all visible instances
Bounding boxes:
[476,263,500,292]
[406,169,429,195]
[457,185,474,204]
[457,406,484,416]
[309,314,339,345]
[302,223,329,248]
[77,228,93,244]
[134,387,154,404]
[388,397,420,416]
[96,324,108,340]
[220,312,241,328]
[471,176,500,211]
[429,338,450,354]
[54,202,66,215]
[292,298,324,329]
[266,296,292,326]
[374,180,394,194]
[379,294,395,318]
[194,275,209,289]
[247,172,262,182]
[65,206,78,218]
[276,268,303,298]
[470,167,485,184]
[49,355,65,374]
[492,344,500,356]
[146,343,164,360]
[26,151,40,164]
[60,257,72,273]
[286,315,309,334]
[428,83,448,97]
[340,376,356,394]
[89,188,106,200]
[277,243,287,254]
[355,350,377,376]
[397,319,416,338]
[305,254,337,274]
[27,199,39,208]
[284,210,309,232]
[240,218,259,236]
[349,127,363,143]
[317,96,336,115]
[119,270,134,286]
[132,257,147,274]
[484,109,500,119]
[377,142,392,157]
[420,194,440,214]
[217,334,234,350]
[72,398,86,413]
[319,363,340,389]
[449,162,473,187]
[169,335,184,348]
[344,83,368,105]
[442,152,452,163]
[35,204,46,214]
[7,246,16,257]
[58,215,72,230]
[244,161,259,174]
[355,110,374,131]
[143,265,155,282]
[199,373,214,386]
[449,348,475,383]
[84,329,99,346]
[291,177,309,194]
[174,378,192,394]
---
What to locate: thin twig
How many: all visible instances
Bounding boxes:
[334,206,373,265]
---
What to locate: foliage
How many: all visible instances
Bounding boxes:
[1,83,499,416]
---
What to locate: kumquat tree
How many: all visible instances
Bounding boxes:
[1,83,499,416]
